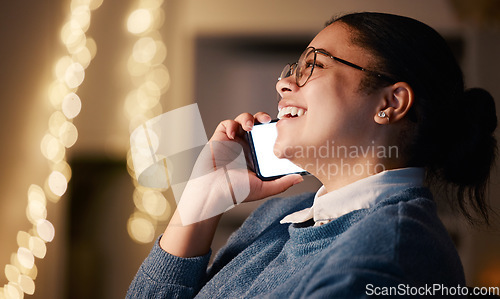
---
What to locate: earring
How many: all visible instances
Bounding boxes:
[378,111,390,123]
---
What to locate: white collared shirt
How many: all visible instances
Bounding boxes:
[280,168,425,226]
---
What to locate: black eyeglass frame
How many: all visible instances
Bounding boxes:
[279,46,397,87]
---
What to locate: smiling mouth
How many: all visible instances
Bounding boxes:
[277,106,307,119]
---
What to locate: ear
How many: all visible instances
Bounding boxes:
[374,82,414,125]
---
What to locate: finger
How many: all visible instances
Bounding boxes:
[215,119,240,140]
[254,112,272,124]
[247,174,304,202]
[234,112,256,131]
[261,174,304,196]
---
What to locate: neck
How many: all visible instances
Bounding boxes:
[307,157,406,193]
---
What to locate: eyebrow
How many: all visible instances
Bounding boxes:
[314,48,367,71]
[310,46,398,83]
[313,48,334,57]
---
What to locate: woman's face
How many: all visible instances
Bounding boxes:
[274,22,385,171]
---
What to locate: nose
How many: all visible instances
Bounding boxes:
[276,74,296,100]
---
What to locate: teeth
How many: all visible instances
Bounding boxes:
[277,106,307,119]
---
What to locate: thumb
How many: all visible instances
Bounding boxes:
[248,174,304,201]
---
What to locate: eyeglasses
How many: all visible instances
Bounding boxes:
[278,46,396,87]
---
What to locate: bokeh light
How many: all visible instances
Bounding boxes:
[26,200,47,224]
[36,220,55,243]
[47,171,68,197]
[4,282,23,299]
[48,111,66,137]
[51,160,72,182]
[127,9,153,35]
[125,0,171,243]
[40,133,65,163]
[73,46,92,68]
[127,213,155,244]
[88,0,104,10]
[62,22,87,54]
[16,232,30,250]
[27,185,46,206]
[58,121,78,148]
[28,237,46,259]
[147,65,170,93]
[16,248,34,270]
[150,40,167,65]
[71,5,91,32]
[48,81,70,108]
[132,37,157,63]
[4,265,20,284]
[64,62,85,88]
[141,190,168,217]
[1,1,101,295]
[127,56,150,77]
[62,92,82,119]
[55,56,73,81]
[18,275,35,295]
[85,37,97,61]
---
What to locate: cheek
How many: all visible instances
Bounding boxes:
[308,74,352,111]
[305,91,373,144]
[304,84,349,132]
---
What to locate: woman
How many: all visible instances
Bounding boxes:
[128,12,497,297]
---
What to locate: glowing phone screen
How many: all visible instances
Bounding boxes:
[249,121,306,179]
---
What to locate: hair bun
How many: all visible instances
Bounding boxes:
[463,88,497,134]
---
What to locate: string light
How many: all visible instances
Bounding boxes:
[124,0,172,244]
[1,0,103,297]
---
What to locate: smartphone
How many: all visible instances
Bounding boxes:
[247,120,308,181]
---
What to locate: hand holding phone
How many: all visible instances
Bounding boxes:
[247,120,308,181]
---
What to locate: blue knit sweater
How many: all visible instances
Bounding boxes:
[127,187,465,298]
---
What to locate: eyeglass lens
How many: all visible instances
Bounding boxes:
[279,48,316,87]
[296,49,316,86]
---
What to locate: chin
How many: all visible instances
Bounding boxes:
[273,139,294,159]
[273,143,286,159]
[274,141,302,163]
